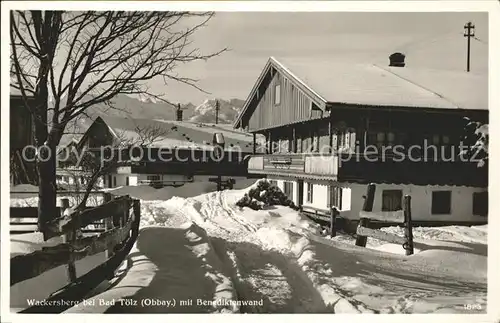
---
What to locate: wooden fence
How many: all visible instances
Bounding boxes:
[355,183,414,255]
[301,205,339,238]
[300,183,414,254]
[10,192,141,313]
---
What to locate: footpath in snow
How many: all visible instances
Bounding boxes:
[11,181,488,313]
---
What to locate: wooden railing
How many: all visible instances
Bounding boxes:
[247,153,338,179]
[10,193,141,313]
[304,155,337,176]
[248,155,264,171]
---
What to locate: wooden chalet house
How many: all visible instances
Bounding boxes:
[235,55,488,225]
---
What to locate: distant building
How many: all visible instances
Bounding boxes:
[10,90,37,185]
[235,56,488,225]
[75,116,262,188]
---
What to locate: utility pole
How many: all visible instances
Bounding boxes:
[464,21,475,72]
[176,103,183,121]
[215,99,220,124]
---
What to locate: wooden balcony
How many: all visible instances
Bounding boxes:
[247,154,338,180]
[246,152,487,186]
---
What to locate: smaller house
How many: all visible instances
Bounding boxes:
[74,116,263,188]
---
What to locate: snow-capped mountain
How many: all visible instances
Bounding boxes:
[189,98,245,124]
[64,95,246,136]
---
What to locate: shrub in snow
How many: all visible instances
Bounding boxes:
[236,180,299,211]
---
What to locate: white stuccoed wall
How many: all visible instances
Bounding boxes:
[341,183,487,222]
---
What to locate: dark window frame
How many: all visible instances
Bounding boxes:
[431,191,452,215]
[328,186,343,210]
[306,183,314,203]
[473,191,488,217]
[381,190,403,211]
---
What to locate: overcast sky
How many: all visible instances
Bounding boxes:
[152,12,488,104]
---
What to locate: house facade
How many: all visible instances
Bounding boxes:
[235,56,488,224]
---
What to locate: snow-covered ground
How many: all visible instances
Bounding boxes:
[10,181,488,314]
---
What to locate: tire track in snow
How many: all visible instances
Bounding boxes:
[203,191,368,313]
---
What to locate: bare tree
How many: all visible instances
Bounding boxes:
[61,122,170,216]
[461,118,489,168]
[10,10,225,239]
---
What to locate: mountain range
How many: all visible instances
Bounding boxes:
[65,94,246,134]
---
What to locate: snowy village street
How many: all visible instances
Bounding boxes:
[11,181,487,314]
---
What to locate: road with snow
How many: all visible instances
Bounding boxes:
[11,182,488,314]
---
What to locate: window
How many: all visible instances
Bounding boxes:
[283,182,293,201]
[274,84,281,105]
[376,132,385,149]
[306,183,314,203]
[147,175,160,181]
[432,134,440,145]
[382,190,403,211]
[387,132,395,146]
[328,186,343,210]
[473,192,488,216]
[113,176,117,187]
[432,191,452,214]
[126,176,130,186]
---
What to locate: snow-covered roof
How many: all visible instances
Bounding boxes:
[234,56,487,128]
[96,116,259,152]
[273,56,487,110]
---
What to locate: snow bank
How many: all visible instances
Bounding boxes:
[136,183,487,313]
[21,179,485,314]
[380,225,487,245]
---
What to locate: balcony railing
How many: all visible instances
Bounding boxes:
[304,155,337,176]
[246,152,487,186]
[247,153,338,179]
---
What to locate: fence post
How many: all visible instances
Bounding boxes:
[355,183,376,247]
[403,195,414,256]
[330,207,339,238]
[61,198,77,282]
[132,199,141,239]
[103,193,113,259]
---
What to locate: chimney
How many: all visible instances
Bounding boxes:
[389,52,406,67]
[176,103,183,121]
